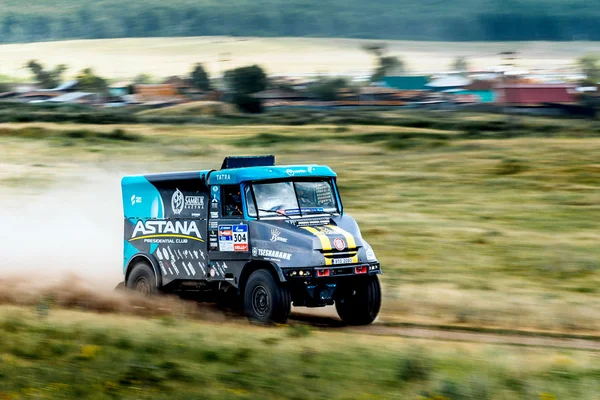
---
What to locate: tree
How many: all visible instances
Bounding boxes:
[76,67,108,93]
[190,63,211,91]
[451,56,469,73]
[362,43,405,82]
[309,77,349,101]
[25,60,67,89]
[578,54,600,86]
[224,65,267,95]
[133,74,153,84]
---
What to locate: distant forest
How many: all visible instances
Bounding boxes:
[1,0,600,43]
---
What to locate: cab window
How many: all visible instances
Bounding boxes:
[222,185,243,217]
[245,185,257,218]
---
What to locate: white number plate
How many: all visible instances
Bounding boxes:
[332,258,353,265]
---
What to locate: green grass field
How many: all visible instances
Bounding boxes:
[1,110,599,334]
[0,37,598,80]
[0,306,598,399]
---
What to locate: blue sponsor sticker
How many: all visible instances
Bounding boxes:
[233,225,248,233]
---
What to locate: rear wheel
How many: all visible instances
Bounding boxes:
[126,262,157,297]
[244,269,291,324]
[335,275,381,325]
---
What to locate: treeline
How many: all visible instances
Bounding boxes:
[1,0,600,42]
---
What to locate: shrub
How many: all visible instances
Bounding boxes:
[396,348,431,382]
[232,94,263,114]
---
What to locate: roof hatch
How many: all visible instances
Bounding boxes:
[221,155,275,170]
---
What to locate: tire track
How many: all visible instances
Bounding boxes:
[289,310,600,351]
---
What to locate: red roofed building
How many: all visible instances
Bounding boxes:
[495,84,576,105]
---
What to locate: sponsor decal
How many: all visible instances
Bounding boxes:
[171,189,184,215]
[130,220,204,243]
[316,226,335,235]
[285,168,307,177]
[366,249,376,261]
[159,261,167,276]
[210,268,216,277]
[167,247,176,260]
[130,195,142,206]
[182,262,191,276]
[270,229,288,243]
[254,248,292,261]
[171,260,180,274]
[218,225,234,252]
[301,207,325,214]
[211,186,220,210]
[198,262,206,275]
[156,250,163,260]
[233,225,248,252]
[215,174,231,181]
[188,262,196,276]
[164,261,173,275]
[185,196,204,210]
[210,211,219,219]
[209,221,218,229]
[218,224,249,252]
[333,237,346,251]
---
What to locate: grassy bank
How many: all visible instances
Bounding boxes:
[1,113,599,334]
[0,306,598,399]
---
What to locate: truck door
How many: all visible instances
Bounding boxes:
[207,184,251,282]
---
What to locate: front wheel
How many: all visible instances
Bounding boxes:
[244,269,291,324]
[335,275,381,325]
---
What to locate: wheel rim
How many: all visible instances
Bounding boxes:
[135,276,151,296]
[251,285,270,317]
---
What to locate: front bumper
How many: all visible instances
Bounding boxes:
[284,263,381,307]
[283,262,381,279]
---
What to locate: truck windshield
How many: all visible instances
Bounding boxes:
[251,180,339,218]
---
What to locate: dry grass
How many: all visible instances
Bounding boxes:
[1,115,599,334]
[136,101,238,117]
[0,37,598,79]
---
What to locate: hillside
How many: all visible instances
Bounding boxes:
[1,0,600,43]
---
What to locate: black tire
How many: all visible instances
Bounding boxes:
[126,262,157,297]
[244,269,291,324]
[335,275,381,325]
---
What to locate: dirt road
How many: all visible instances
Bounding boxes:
[290,309,600,351]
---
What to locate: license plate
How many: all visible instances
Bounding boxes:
[332,258,353,265]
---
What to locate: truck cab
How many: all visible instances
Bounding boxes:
[121,156,381,324]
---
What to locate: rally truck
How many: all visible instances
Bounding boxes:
[121,156,382,324]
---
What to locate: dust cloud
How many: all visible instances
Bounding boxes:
[0,171,235,321]
[2,171,124,290]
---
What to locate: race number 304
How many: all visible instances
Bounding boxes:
[233,225,249,252]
